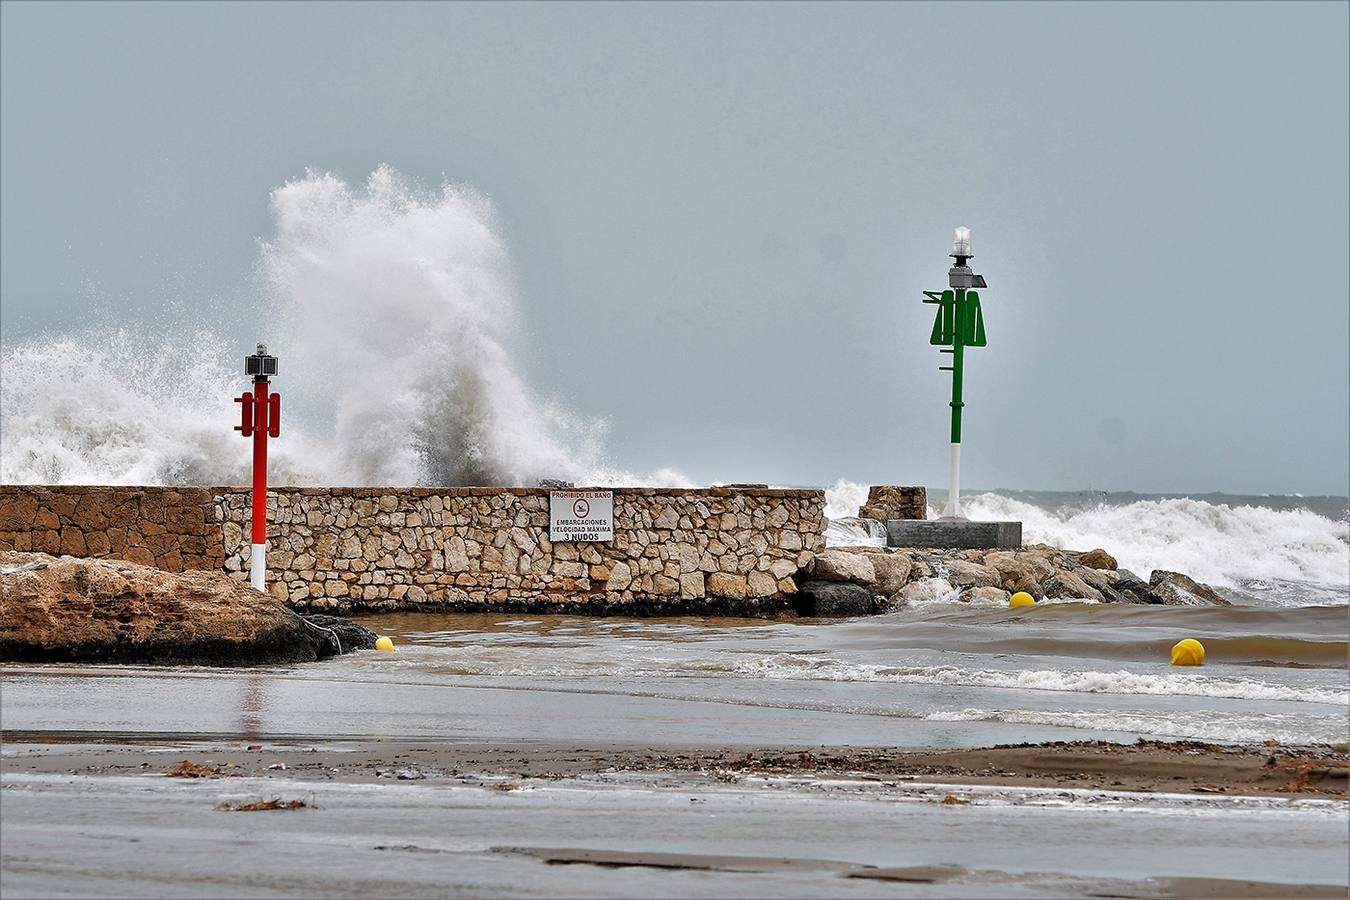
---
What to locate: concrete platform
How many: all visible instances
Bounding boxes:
[887,519,1022,550]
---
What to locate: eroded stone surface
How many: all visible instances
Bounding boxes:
[0,551,362,665]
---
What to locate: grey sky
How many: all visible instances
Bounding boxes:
[2,1,1347,495]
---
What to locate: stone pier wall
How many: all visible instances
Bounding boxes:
[0,487,224,572]
[0,485,825,615]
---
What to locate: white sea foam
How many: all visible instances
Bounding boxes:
[0,167,685,488]
[364,642,1347,706]
[824,478,871,520]
[962,491,1349,594]
[824,516,886,548]
[0,328,327,485]
[728,657,1348,705]
[925,708,1348,745]
[824,480,1349,596]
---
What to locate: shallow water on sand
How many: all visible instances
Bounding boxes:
[7,602,1343,748]
[5,599,1344,744]
[340,602,1349,746]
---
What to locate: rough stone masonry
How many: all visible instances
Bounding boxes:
[0,486,825,616]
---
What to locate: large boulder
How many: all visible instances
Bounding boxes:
[943,559,999,589]
[793,580,876,617]
[957,586,1011,605]
[983,551,1053,589]
[807,550,877,586]
[0,551,367,665]
[1077,548,1118,570]
[1005,574,1045,601]
[1149,570,1232,606]
[870,553,913,595]
[1112,574,1170,605]
[1043,571,1105,602]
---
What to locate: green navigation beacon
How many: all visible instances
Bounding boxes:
[921,226,988,519]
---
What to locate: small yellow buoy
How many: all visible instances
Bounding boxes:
[1009,592,1036,608]
[375,636,395,652]
[1170,638,1204,666]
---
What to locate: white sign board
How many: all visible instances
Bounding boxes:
[549,490,614,542]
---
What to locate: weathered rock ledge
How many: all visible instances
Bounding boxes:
[0,551,374,665]
[797,543,1232,614]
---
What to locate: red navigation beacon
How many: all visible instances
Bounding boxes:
[234,344,280,591]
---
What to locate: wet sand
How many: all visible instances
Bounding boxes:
[4,603,1347,896]
[3,736,1347,798]
[4,736,1346,898]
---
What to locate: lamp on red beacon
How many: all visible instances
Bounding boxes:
[235,344,280,592]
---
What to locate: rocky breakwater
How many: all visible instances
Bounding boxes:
[218,488,823,615]
[0,551,375,665]
[794,543,1233,615]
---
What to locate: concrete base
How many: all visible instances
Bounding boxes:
[887,519,1022,550]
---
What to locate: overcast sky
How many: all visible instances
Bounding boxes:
[2,1,1347,495]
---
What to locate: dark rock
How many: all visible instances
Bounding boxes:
[1149,570,1233,606]
[793,579,877,617]
[1113,575,1170,605]
[301,614,378,652]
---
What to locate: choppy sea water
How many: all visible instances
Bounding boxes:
[826,482,1350,607]
[326,597,1347,747]
[3,487,1346,749]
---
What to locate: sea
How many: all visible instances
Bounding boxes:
[1,166,1346,751]
[2,484,1345,750]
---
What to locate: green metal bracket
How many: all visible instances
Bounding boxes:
[923,286,988,445]
[964,290,986,347]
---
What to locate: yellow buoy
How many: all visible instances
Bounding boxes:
[1170,638,1204,666]
[1009,592,1036,608]
[375,636,395,652]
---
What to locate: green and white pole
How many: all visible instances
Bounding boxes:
[922,226,987,520]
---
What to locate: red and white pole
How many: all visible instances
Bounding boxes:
[235,344,280,593]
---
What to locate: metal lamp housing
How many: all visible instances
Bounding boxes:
[245,344,278,380]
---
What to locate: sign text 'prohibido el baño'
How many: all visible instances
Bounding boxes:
[549,490,614,542]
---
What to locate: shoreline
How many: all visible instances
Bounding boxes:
[4,735,1346,898]
[4,735,1345,800]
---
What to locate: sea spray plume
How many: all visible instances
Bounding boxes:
[823,478,872,520]
[0,328,324,485]
[825,480,1349,598]
[262,167,607,486]
[0,167,679,488]
[962,492,1350,593]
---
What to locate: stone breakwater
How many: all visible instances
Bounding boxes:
[218,488,824,614]
[0,486,824,616]
[0,550,374,665]
[0,487,223,572]
[795,544,1233,615]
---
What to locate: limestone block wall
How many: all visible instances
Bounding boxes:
[0,484,826,615]
[215,487,825,614]
[857,485,927,521]
[0,486,223,571]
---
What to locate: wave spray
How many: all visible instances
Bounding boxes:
[1,166,633,488]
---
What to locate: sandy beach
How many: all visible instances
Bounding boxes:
[5,603,1348,895]
[3,734,1347,898]
[5,736,1346,798]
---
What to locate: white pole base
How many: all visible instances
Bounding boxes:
[250,543,266,592]
[940,442,963,520]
